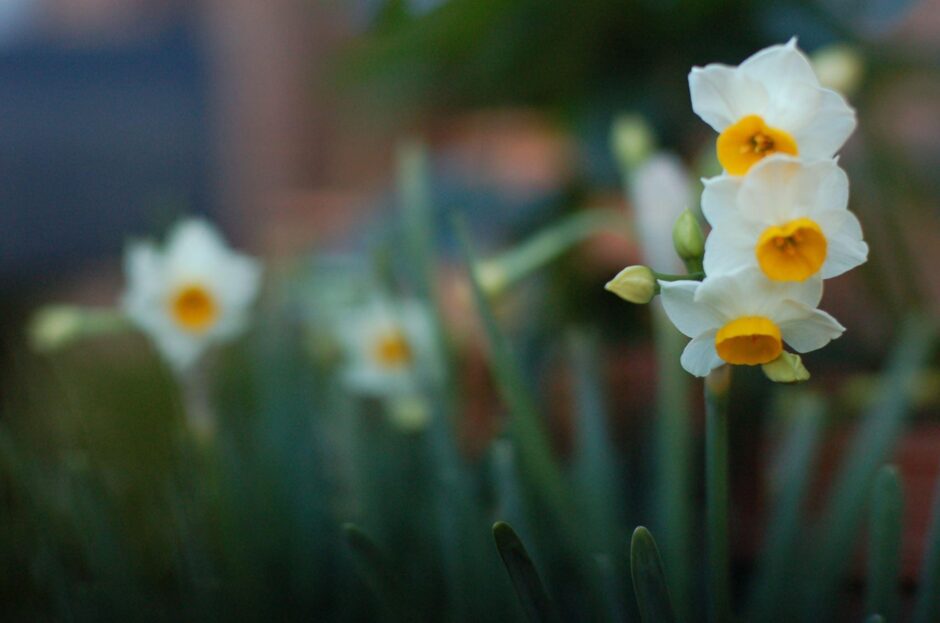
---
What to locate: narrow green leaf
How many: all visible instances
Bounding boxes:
[746,392,825,622]
[455,215,613,620]
[452,215,570,525]
[342,523,410,621]
[804,314,936,618]
[479,210,630,296]
[867,465,903,620]
[492,522,561,623]
[913,462,940,623]
[569,331,624,551]
[398,139,434,299]
[568,332,630,622]
[630,527,677,623]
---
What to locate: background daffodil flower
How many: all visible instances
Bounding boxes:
[121,218,262,373]
[335,298,439,400]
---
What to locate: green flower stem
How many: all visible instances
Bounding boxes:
[477,209,631,296]
[705,366,732,623]
[650,306,692,620]
[682,257,704,276]
[652,271,705,282]
[180,362,216,441]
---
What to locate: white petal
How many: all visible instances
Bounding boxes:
[689,65,768,132]
[217,253,263,309]
[701,175,741,227]
[703,217,760,277]
[778,303,845,353]
[821,211,868,278]
[696,267,823,317]
[798,159,849,219]
[790,87,857,158]
[165,219,230,277]
[739,38,819,88]
[150,326,208,373]
[658,280,725,338]
[737,156,804,224]
[680,330,723,377]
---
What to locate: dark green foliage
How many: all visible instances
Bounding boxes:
[492,522,561,623]
[630,527,676,623]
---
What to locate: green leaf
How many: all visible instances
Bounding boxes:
[452,214,571,526]
[803,314,936,618]
[746,392,825,622]
[342,523,411,621]
[913,464,940,623]
[492,522,561,623]
[867,465,903,620]
[630,526,677,623]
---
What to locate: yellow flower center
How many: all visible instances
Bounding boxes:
[717,114,798,175]
[715,316,782,366]
[170,285,218,333]
[373,331,413,369]
[755,217,827,282]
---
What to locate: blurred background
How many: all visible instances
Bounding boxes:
[2,0,940,620]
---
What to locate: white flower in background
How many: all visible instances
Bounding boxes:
[702,156,867,282]
[631,153,694,272]
[689,38,856,176]
[122,218,262,372]
[337,299,438,400]
[659,267,844,377]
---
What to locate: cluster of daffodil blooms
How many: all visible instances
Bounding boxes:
[608,39,868,381]
[32,217,439,431]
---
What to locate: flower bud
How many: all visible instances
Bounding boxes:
[387,395,431,432]
[812,44,864,98]
[28,306,129,353]
[611,115,655,172]
[605,265,657,304]
[29,306,88,353]
[476,260,509,298]
[762,352,810,383]
[672,209,705,265]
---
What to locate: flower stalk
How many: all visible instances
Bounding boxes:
[705,365,732,623]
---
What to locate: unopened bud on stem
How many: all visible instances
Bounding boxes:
[611,115,655,172]
[605,265,658,304]
[672,209,706,272]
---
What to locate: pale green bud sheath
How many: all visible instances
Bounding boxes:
[611,114,656,172]
[28,305,130,353]
[605,265,657,304]
[672,209,705,273]
[811,43,864,98]
[761,352,811,383]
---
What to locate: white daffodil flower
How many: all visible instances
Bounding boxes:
[122,218,262,372]
[689,38,856,176]
[337,299,438,399]
[631,152,694,272]
[659,267,844,377]
[702,156,868,282]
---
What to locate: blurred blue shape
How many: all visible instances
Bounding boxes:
[0,0,38,48]
[0,20,211,288]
